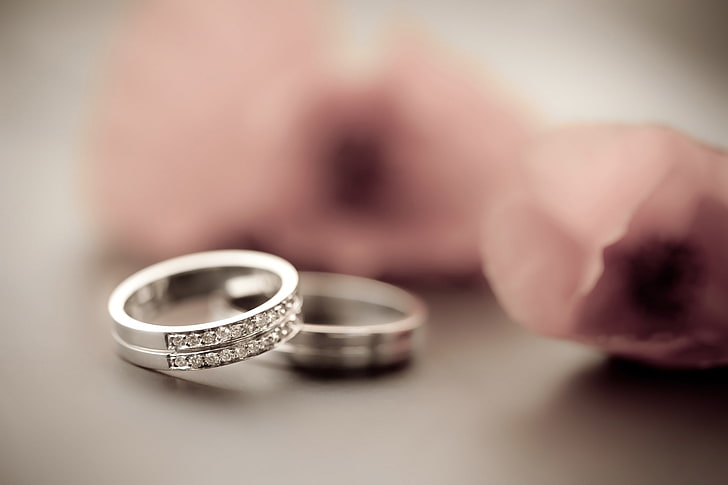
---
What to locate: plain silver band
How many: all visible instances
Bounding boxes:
[108,250,300,370]
[231,272,427,371]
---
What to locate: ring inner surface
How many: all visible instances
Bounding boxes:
[295,295,404,326]
[125,267,281,326]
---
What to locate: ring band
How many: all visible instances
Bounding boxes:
[228,272,427,371]
[108,250,301,371]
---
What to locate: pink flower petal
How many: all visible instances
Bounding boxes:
[254,35,535,277]
[89,10,535,278]
[483,124,728,368]
[88,0,331,258]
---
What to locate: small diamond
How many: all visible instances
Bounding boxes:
[173,355,187,368]
[230,324,243,338]
[235,345,247,359]
[270,332,281,344]
[244,319,256,333]
[220,348,235,362]
[204,353,220,366]
[189,355,204,369]
[186,334,201,347]
[263,335,277,348]
[170,334,185,348]
[201,331,216,345]
[275,305,285,316]
[217,326,232,342]
[246,342,261,355]
[252,314,265,330]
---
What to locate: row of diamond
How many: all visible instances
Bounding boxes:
[166,292,301,351]
[168,316,299,370]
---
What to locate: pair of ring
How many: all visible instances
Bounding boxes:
[109,250,427,375]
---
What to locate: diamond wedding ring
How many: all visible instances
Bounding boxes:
[109,250,301,371]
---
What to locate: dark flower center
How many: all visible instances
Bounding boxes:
[327,133,387,212]
[626,239,703,320]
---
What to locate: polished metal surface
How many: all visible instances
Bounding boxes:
[108,250,301,370]
[231,272,427,371]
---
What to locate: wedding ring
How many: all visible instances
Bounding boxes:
[109,250,301,371]
[228,272,427,371]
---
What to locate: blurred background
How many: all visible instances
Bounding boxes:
[2,1,728,484]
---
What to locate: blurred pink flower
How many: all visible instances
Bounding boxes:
[482,124,728,368]
[254,39,534,278]
[88,0,534,279]
[88,0,331,257]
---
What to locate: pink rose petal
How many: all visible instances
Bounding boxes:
[89,6,535,278]
[255,36,535,278]
[483,124,728,368]
[88,0,331,258]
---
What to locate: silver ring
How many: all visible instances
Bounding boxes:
[109,250,301,371]
[228,272,427,371]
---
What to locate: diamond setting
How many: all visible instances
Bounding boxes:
[166,292,301,351]
[204,353,220,366]
[220,348,235,362]
[168,315,299,370]
[188,354,204,369]
[201,331,216,345]
[170,335,185,347]
[165,289,301,370]
[230,324,243,339]
[216,326,231,342]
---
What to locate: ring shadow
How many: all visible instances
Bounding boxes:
[111,343,415,401]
